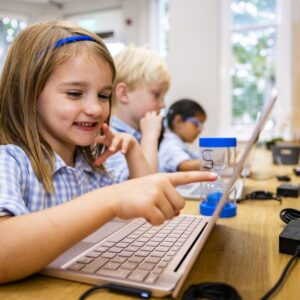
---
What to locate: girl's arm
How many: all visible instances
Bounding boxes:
[0,171,217,284]
[178,159,201,171]
[140,111,163,173]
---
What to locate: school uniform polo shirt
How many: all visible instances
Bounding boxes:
[104,115,141,181]
[158,130,198,172]
[0,144,123,216]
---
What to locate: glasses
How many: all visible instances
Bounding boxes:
[185,117,203,130]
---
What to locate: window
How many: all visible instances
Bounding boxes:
[150,0,170,59]
[231,0,277,126]
[0,16,27,70]
[220,0,292,138]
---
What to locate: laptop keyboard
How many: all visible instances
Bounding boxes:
[67,215,205,284]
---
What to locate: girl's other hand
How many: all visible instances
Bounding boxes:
[94,123,137,166]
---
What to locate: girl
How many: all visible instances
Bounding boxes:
[0,21,216,283]
[159,99,207,172]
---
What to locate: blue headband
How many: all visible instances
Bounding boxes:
[54,35,97,49]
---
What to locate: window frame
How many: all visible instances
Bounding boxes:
[219,0,292,140]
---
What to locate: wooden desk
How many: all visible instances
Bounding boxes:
[1,149,300,300]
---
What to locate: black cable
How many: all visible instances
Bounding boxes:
[260,245,300,300]
[280,208,300,224]
[182,282,242,300]
[79,284,110,300]
[79,283,151,300]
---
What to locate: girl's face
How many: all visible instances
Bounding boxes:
[173,114,205,143]
[37,53,112,161]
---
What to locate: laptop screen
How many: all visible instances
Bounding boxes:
[210,90,278,223]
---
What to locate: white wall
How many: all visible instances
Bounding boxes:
[0,1,55,21]
[167,0,220,136]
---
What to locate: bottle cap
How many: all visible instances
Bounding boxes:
[199,137,237,148]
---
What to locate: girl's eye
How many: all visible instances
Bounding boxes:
[98,94,111,102]
[66,91,82,98]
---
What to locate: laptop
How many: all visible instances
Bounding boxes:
[40,91,278,298]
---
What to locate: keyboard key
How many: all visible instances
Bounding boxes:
[151,251,165,258]
[116,242,130,248]
[138,262,155,271]
[102,262,120,270]
[126,245,140,252]
[111,256,127,263]
[128,256,144,263]
[86,251,101,258]
[101,252,117,259]
[140,246,155,252]
[119,250,134,257]
[96,268,131,279]
[101,241,115,247]
[145,273,159,284]
[94,246,109,252]
[131,241,145,247]
[128,270,149,282]
[81,258,108,273]
[145,257,160,264]
[158,261,168,268]
[145,241,160,247]
[67,262,85,271]
[77,256,94,264]
[135,250,150,257]
[120,262,138,270]
[152,267,164,274]
[160,241,173,247]
[109,247,123,253]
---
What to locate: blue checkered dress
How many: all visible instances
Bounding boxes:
[0,145,123,216]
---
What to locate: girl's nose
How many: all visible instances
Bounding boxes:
[84,96,105,117]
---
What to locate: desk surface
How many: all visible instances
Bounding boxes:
[1,149,300,300]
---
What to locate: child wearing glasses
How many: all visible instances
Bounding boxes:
[159,99,207,172]
[0,21,216,283]
[104,46,171,179]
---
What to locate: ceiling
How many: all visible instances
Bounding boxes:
[8,0,74,4]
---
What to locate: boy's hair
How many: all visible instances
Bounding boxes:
[112,46,170,105]
[0,20,116,192]
[167,98,206,130]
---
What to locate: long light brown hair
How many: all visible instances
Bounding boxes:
[0,20,116,192]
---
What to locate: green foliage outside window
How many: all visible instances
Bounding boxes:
[231,0,277,125]
[0,17,27,70]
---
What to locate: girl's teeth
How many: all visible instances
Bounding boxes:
[77,122,93,127]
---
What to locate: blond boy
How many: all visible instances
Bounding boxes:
[105,46,171,179]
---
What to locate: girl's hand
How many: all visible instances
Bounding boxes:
[107,171,217,225]
[94,123,137,166]
[140,111,163,139]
